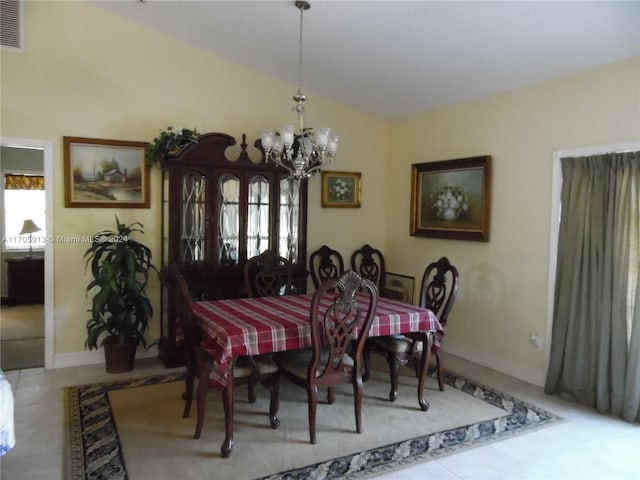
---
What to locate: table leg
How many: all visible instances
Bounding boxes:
[221,358,235,457]
[416,333,433,412]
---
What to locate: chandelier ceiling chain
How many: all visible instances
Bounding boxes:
[297,0,304,92]
[260,0,338,181]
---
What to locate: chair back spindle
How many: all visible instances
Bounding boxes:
[244,250,294,297]
[419,256,459,327]
[309,245,345,289]
[310,271,378,379]
[350,244,385,290]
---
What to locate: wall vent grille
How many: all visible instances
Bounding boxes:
[1,0,23,50]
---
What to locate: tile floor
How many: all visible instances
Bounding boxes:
[1,355,638,480]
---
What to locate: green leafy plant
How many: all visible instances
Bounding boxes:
[146,126,199,169]
[84,215,156,350]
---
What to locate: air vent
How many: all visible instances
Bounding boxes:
[1,0,23,50]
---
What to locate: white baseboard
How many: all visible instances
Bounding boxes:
[52,344,159,370]
[445,342,546,387]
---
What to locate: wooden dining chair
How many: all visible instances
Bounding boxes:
[244,250,294,297]
[364,257,459,399]
[274,270,378,444]
[350,244,385,290]
[159,264,280,440]
[243,250,294,402]
[309,245,345,289]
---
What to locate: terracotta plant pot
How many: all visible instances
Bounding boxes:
[103,338,136,373]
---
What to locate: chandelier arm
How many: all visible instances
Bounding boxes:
[272,155,295,177]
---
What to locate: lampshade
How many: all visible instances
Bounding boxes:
[19,219,42,236]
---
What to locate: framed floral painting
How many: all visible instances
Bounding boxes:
[321,171,361,208]
[410,156,491,241]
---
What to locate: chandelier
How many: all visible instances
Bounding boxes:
[260,1,338,180]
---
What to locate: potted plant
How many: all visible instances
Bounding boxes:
[146,126,199,169]
[84,215,156,373]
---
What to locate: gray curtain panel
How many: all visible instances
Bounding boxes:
[545,151,640,423]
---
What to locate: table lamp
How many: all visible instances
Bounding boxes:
[19,219,42,257]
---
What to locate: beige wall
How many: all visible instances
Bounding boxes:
[2,2,638,385]
[1,2,387,362]
[387,57,640,384]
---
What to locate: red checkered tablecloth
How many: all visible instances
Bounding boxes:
[192,293,443,389]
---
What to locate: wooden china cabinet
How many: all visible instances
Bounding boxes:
[158,132,309,367]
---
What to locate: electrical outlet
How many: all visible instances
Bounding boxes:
[530,333,542,350]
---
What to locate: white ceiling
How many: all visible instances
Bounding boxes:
[92,1,640,119]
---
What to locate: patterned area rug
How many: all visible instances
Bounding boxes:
[67,371,563,480]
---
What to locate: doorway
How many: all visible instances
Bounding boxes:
[0,137,53,370]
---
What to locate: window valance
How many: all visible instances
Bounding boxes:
[4,174,44,190]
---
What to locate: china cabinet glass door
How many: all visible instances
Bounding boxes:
[181,172,206,263]
[218,174,240,266]
[279,177,299,264]
[247,175,270,258]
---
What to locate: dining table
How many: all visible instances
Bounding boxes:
[191,292,443,457]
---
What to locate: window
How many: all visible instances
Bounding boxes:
[3,173,46,251]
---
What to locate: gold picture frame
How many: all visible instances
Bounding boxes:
[411,155,491,241]
[63,136,150,208]
[321,171,361,208]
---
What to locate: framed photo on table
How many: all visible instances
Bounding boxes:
[381,272,415,304]
[63,136,150,208]
[410,155,491,241]
[321,171,361,208]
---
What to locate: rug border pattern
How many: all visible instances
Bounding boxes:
[67,371,563,480]
[68,373,185,480]
[258,371,564,479]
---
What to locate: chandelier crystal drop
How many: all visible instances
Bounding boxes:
[260,1,338,180]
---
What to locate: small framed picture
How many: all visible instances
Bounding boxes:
[321,171,361,208]
[382,272,416,304]
[63,136,150,208]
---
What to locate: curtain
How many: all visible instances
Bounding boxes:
[545,151,640,423]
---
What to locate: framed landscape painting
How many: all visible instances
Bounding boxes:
[321,171,361,208]
[64,136,150,208]
[410,155,491,241]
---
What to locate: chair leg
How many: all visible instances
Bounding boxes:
[182,370,194,419]
[327,386,335,404]
[353,376,364,433]
[413,354,421,378]
[362,343,373,382]
[416,344,431,412]
[436,352,445,391]
[385,353,401,402]
[221,376,235,458]
[265,374,280,429]
[307,384,318,444]
[248,379,257,404]
[194,370,209,440]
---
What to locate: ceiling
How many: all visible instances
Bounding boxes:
[91,1,640,119]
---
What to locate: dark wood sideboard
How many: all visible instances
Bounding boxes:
[5,256,45,305]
